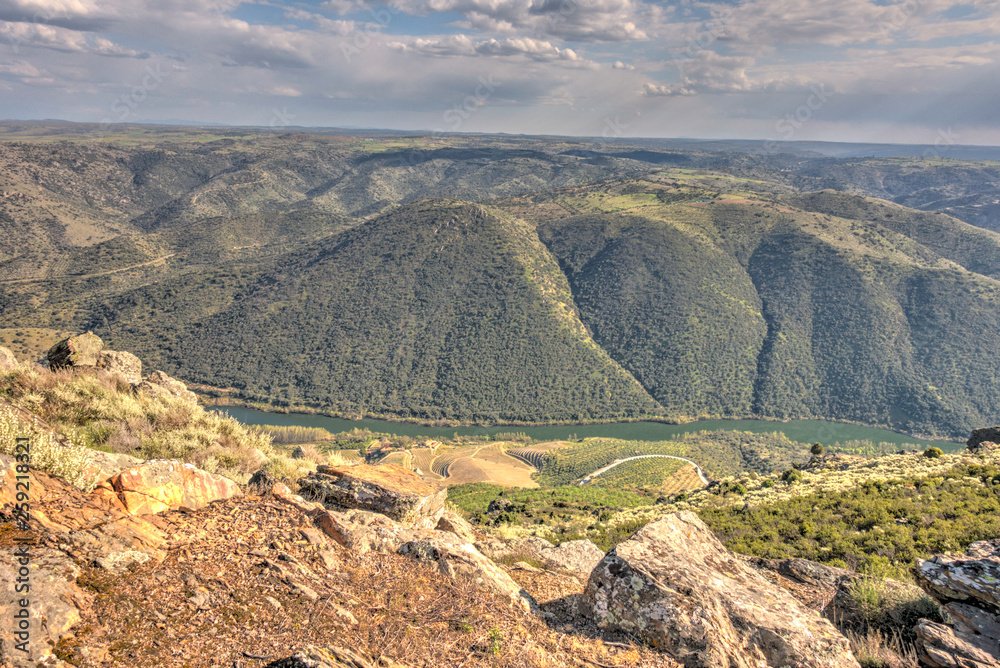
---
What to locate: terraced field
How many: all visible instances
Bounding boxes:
[383,442,538,488]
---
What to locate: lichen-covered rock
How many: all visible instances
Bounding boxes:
[47,331,104,369]
[96,350,142,383]
[968,428,1000,454]
[914,619,999,668]
[583,511,859,668]
[435,510,477,543]
[0,548,93,665]
[89,459,241,516]
[314,508,417,556]
[914,540,1000,667]
[138,370,199,405]
[0,345,17,371]
[298,464,446,530]
[538,539,605,579]
[916,540,1000,614]
[398,532,538,614]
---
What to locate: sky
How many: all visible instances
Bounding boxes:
[0,0,998,145]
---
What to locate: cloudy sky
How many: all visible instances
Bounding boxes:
[0,0,998,144]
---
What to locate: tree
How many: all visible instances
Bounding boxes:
[810,443,825,456]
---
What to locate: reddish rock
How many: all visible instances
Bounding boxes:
[90,459,241,516]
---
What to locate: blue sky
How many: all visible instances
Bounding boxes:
[0,0,998,144]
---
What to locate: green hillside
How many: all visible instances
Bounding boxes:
[105,200,659,422]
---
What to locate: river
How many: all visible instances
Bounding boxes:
[212,407,963,452]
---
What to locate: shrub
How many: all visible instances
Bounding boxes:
[923,447,943,459]
[782,469,803,484]
[811,443,826,456]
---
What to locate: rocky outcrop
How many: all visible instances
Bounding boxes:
[298,464,447,530]
[138,369,199,405]
[584,511,859,668]
[89,459,241,515]
[538,539,605,579]
[47,331,104,369]
[398,532,538,614]
[314,508,417,556]
[435,510,477,543]
[914,540,1000,667]
[96,349,142,383]
[968,428,1000,454]
[0,547,94,665]
[0,345,17,371]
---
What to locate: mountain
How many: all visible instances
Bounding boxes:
[6,124,1000,436]
[104,200,658,422]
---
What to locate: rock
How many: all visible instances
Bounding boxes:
[95,549,152,574]
[96,350,142,383]
[138,370,198,405]
[249,468,278,493]
[435,510,477,543]
[314,508,417,556]
[538,539,605,579]
[0,548,93,665]
[47,331,104,369]
[914,619,1000,668]
[0,345,17,371]
[298,464,447,530]
[752,557,853,589]
[968,428,1000,454]
[89,459,241,516]
[398,533,538,614]
[583,511,859,668]
[916,540,1000,614]
[914,540,1000,667]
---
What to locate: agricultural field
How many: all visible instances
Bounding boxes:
[588,458,702,494]
[380,441,539,488]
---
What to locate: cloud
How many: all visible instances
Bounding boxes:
[393,34,581,60]
[388,0,651,42]
[0,20,145,56]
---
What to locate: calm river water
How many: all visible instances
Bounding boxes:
[213,407,963,452]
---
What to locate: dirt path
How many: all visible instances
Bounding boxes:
[0,253,175,284]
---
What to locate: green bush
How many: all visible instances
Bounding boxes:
[923,447,943,459]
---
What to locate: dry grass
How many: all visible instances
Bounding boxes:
[0,364,342,484]
[846,629,919,668]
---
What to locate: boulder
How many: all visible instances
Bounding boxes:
[298,464,447,530]
[914,540,1000,667]
[968,428,1000,455]
[138,370,199,405]
[398,532,538,614]
[89,459,241,516]
[0,345,17,371]
[914,619,999,668]
[538,539,605,579]
[584,511,859,668]
[96,350,142,384]
[47,331,104,369]
[435,510,477,543]
[314,508,417,556]
[0,548,93,665]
